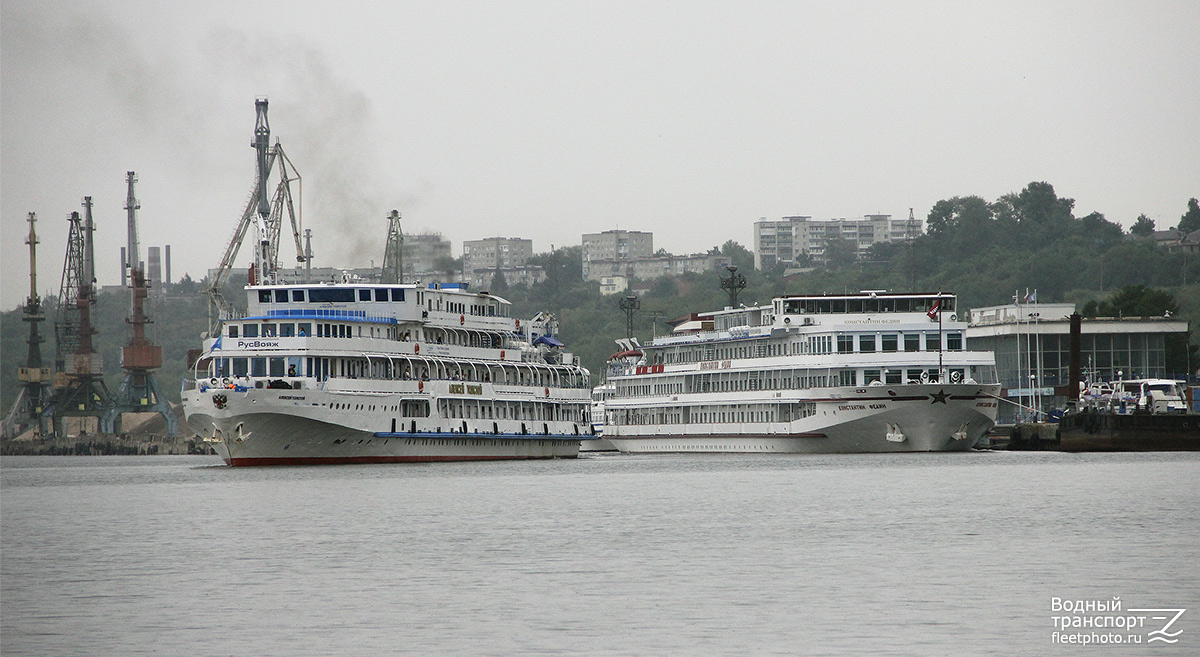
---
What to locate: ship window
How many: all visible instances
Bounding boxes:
[848,299,863,313]
[232,358,248,376]
[391,289,405,302]
[252,358,267,376]
[837,335,853,354]
[375,288,389,301]
[864,298,880,313]
[926,333,940,351]
[839,370,855,386]
[292,289,306,302]
[261,323,276,337]
[859,335,876,353]
[882,334,898,352]
[907,369,923,383]
[259,290,272,303]
[270,357,285,377]
[947,333,963,351]
[885,369,903,384]
[280,323,295,337]
[865,369,881,384]
[244,324,259,338]
[298,323,310,336]
[228,325,239,338]
[359,289,372,302]
[895,298,912,312]
[831,299,846,313]
[308,288,355,303]
[904,334,920,352]
[275,290,288,303]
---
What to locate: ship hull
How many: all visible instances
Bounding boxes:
[605,384,1000,454]
[1057,411,1200,452]
[184,388,583,466]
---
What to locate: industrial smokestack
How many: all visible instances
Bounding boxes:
[164,244,172,293]
[120,247,127,287]
[148,246,162,294]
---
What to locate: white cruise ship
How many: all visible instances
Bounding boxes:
[182,283,592,465]
[602,292,1001,453]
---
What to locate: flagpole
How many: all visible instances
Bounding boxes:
[1014,289,1023,420]
[938,293,944,381]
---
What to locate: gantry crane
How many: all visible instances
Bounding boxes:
[1,213,53,438]
[102,172,178,436]
[204,98,306,335]
[381,210,405,284]
[47,197,111,437]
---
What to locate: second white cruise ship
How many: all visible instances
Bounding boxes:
[602,292,1001,453]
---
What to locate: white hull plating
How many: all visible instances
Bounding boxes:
[605,383,1001,454]
[184,386,586,465]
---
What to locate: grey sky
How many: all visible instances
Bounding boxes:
[3,0,1198,309]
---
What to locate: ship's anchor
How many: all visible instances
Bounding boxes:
[951,421,970,442]
[885,423,907,443]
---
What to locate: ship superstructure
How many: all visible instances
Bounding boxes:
[182,282,591,465]
[603,292,1001,453]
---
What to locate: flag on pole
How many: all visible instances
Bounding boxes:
[927,299,941,320]
[1024,289,1037,304]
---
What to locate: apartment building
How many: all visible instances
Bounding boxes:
[754,214,922,269]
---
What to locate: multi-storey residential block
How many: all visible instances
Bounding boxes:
[581,230,654,280]
[754,214,922,269]
[403,232,453,282]
[585,252,731,283]
[461,237,544,289]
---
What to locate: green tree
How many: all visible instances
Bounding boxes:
[175,273,198,295]
[822,236,858,271]
[1095,285,1178,318]
[1130,214,1155,237]
[1178,197,1200,234]
[489,269,509,293]
[719,240,755,271]
[993,181,1075,245]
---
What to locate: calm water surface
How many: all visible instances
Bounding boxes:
[2,451,1198,656]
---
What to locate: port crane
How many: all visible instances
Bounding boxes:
[45,198,112,436]
[102,172,178,436]
[0,213,53,438]
[381,209,404,284]
[204,98,305,334]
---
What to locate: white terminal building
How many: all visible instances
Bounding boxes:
[965,301,1188,421]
